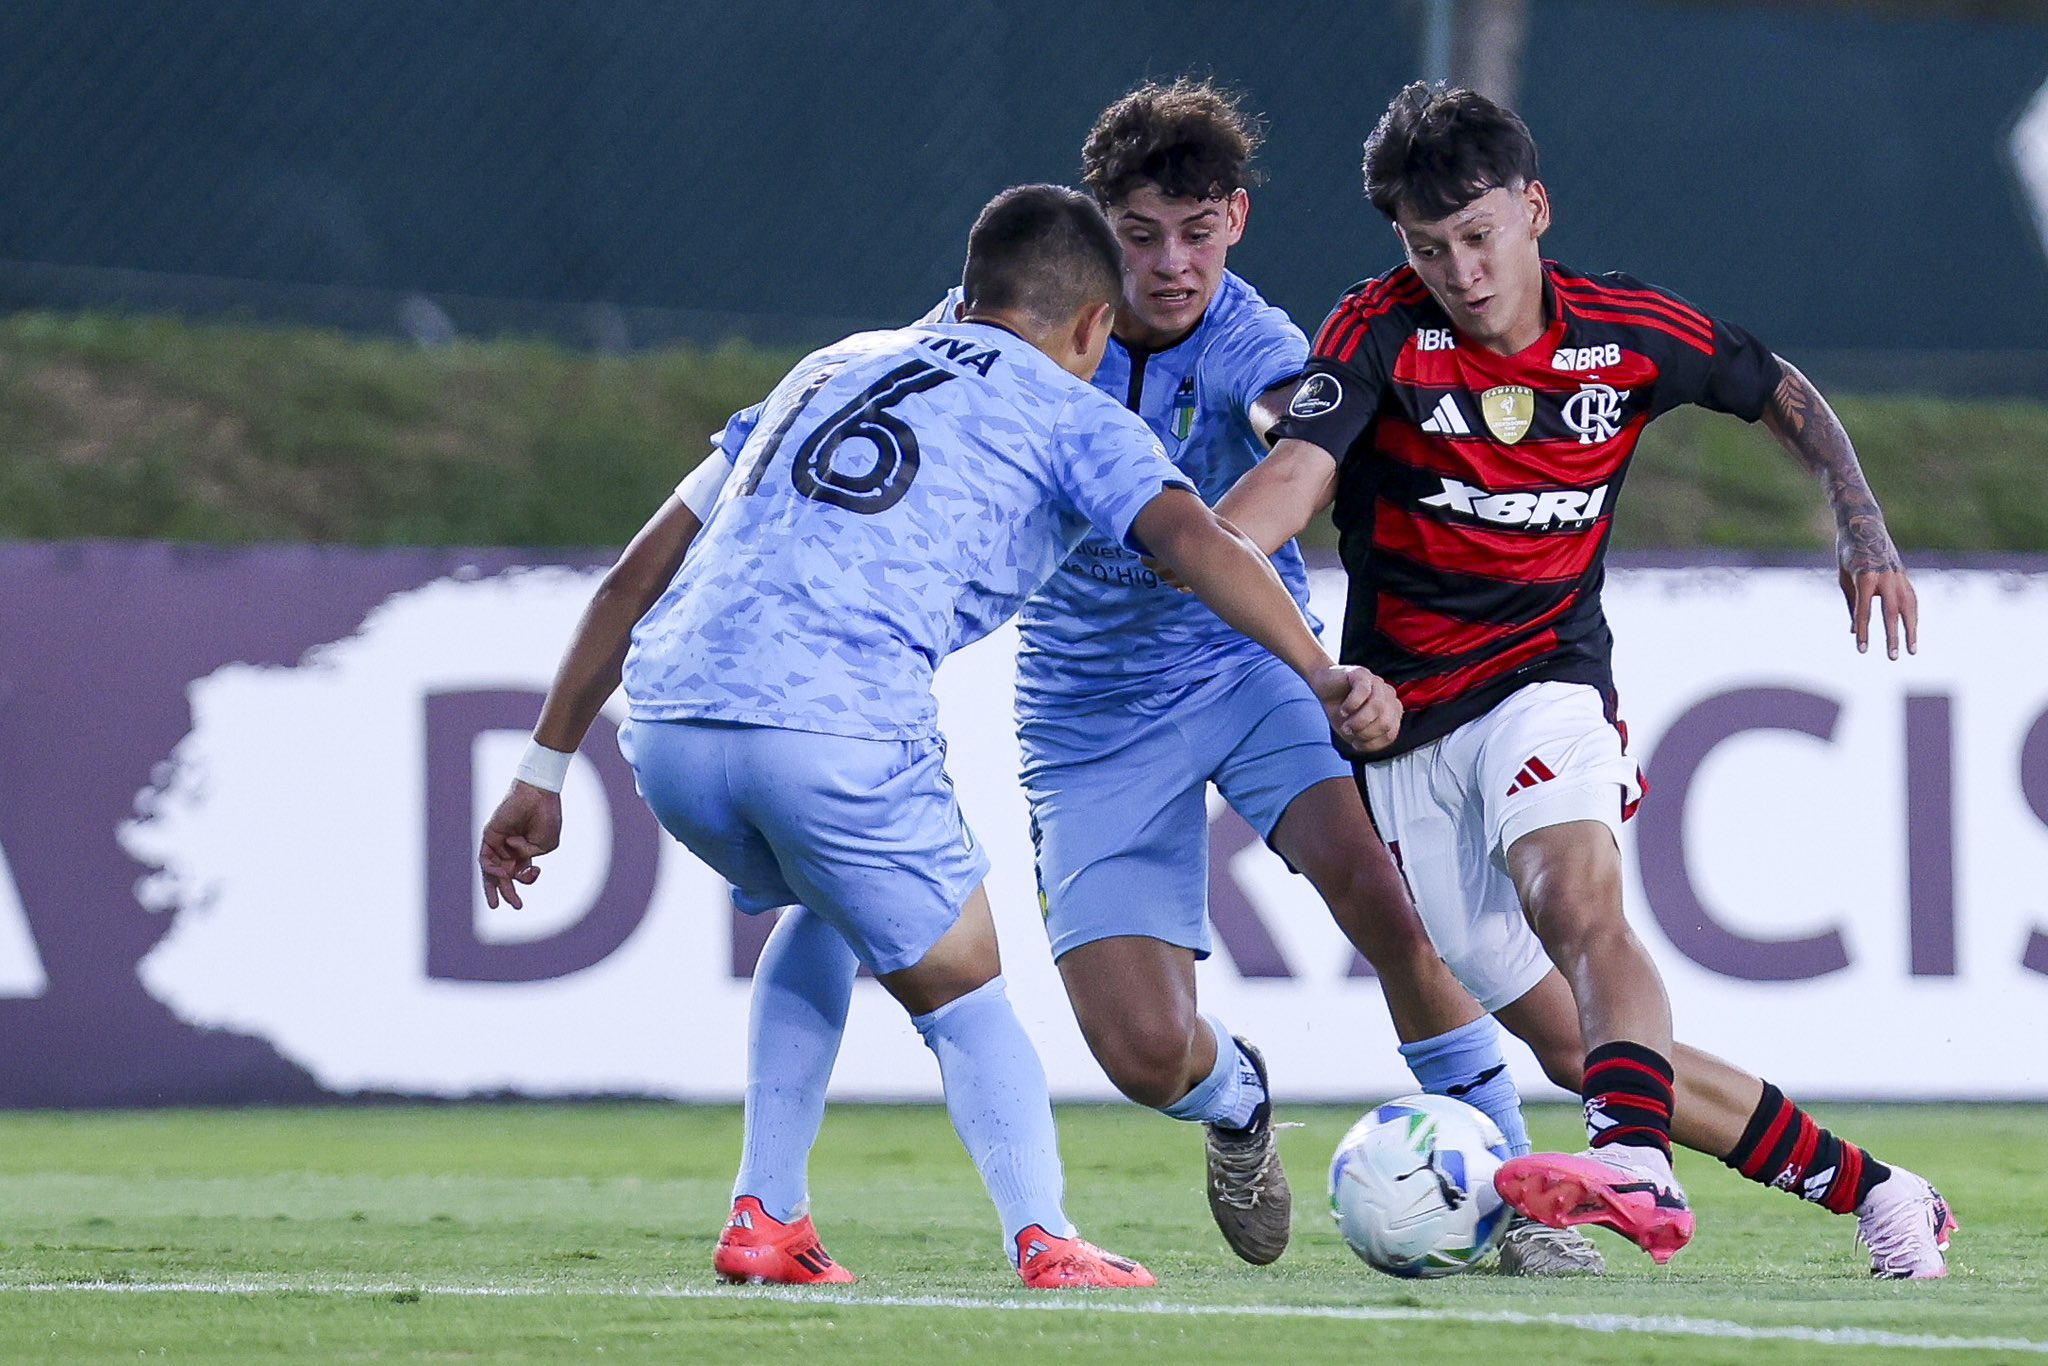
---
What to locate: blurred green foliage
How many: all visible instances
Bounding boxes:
[2,312,2043,553]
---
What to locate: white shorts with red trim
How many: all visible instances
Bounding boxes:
[1357,681,1643,1011]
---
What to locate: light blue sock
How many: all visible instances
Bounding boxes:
[1398,1015,1533,1157]
[733,906,860,1221]
[911,976,1073,1260]
[1161,1016,1265,1129]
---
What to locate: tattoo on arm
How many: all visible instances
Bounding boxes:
[1762,358,1902,575]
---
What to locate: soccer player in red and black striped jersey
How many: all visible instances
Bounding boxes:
[1218,83,1954,1277]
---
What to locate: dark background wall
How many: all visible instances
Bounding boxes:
[4,1,2045,381]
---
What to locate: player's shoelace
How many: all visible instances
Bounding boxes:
[1498,1215,1606,1275]
[1858,1185,1953,1279]
[1206,1127,1279,1209]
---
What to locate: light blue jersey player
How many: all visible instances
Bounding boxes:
[478,185,1399,1289]
[695,84,1597,1277]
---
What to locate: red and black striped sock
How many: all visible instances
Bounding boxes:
[1722,1082,1891,1214]
[1582,1041,1674,1156]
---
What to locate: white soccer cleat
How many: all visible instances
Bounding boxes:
[1856,1167,1956,1280]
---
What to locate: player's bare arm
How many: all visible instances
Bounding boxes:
[1245,378,1300,446]
[1213,436,1341,557]
[1760,357,1919,659]
[1132,486,1399,751]
[478,494,703,910]
[1143,390,1313,589]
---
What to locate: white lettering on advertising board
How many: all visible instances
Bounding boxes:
[121,566,2048,1100]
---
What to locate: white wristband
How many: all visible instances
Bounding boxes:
[515,740,574,793]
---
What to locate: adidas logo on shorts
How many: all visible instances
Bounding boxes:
[1505,756,1557,796]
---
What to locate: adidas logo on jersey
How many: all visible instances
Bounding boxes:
[1418,394,1471,435]
[1419,476,1610,528]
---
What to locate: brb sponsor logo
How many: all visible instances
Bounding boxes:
[1419,476,1610,528]
[1551,343,1622,371]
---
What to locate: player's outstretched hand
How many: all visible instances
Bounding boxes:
[479,781,563,911]
[1313,664,1402,754]
[1838,535,1918,660]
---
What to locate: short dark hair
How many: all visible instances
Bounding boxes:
[960,184,1123,329]
[1079,77,1265,206]
[1362,82,1540,223]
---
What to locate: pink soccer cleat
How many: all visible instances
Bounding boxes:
[713,1196,856,1285]
[1494,1146,1695,1265]
[1014,1225,1157,1289]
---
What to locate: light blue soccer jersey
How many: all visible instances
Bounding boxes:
[624,322,1190,741]
[1024,272,1312,711]
[918,275,1311,713]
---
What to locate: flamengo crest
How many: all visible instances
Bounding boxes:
[1562,383,1628,444]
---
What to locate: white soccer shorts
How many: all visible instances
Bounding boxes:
[1356,681,1643,1011]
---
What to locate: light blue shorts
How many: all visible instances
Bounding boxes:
[620,718,990,975]
[1018,651,1351,962]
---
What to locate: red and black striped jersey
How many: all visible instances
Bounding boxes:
[1269,261,1780,758]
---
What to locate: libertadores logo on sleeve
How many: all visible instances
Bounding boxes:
[1287,373,1343,418]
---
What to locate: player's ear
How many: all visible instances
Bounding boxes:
[1225,188,1250,246]
[1075,300,1114,356]
[1525,180,1551,240]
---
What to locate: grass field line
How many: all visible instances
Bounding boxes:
[3,1276,2040,1355]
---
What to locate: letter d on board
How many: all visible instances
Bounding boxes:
[422,690,660,982]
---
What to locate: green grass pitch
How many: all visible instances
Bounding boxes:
[0,1102,2039,1363]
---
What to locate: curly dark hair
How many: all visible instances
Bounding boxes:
[1363,81,1540,222]
[1079,77,1266,205]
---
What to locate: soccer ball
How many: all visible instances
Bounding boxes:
[1328,1093,1513,1278]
